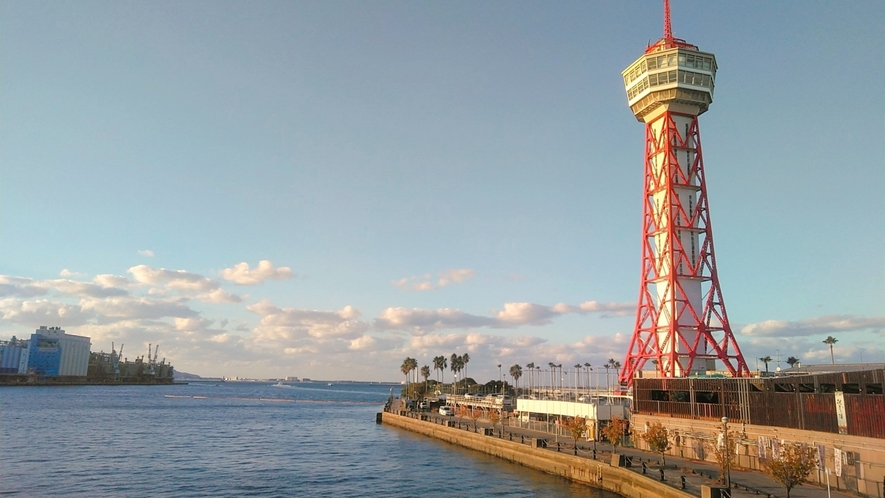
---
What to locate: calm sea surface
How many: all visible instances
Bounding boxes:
[1,382,621,497]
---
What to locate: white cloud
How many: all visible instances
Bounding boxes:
[46,279,129,298]
[0,298,94,326]
[220,260,294,285]
[248,300,369,341]
[59,269,86,277]
[127,265,242,304]
[740,314,885,338]
[94,274,132,288]
[0,276,49,298]
[129,265,217,293]
[375,307,497,331]
[349,335,378,351]
[375,299,634,332]
[138,250,155,257]
[496,303,558,325]
[438,269,475,287]
[81,296,199,320]
[200,289,244,304]
[392,268,475,291]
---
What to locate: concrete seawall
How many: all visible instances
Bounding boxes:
[381,411,692,498]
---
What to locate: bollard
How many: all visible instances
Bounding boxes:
[509,432,512,441]
[642,462,647,475]
[592,449,596,460]
[680,476,685,489]
[659,468,665,482]
[574,446,577,456]
[557,441,561,452]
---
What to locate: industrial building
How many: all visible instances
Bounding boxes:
[0,338,30,374]
[33,326,91,376]
[0,326,177,385]
[0,327,91,377]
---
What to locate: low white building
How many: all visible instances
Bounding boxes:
[515,396,631,440]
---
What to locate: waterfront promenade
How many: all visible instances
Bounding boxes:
[385,402,857,498]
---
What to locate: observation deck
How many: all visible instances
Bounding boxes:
[622,39,717,121]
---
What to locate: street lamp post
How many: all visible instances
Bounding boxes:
[454,374,458,395]
[498,364,502,394]
[722,417,731,490]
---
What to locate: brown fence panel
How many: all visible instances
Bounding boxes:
[802,394,838,433]
[747,391,770,426]
[846,395,885,438]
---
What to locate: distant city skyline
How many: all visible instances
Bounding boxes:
[2,1,882,381]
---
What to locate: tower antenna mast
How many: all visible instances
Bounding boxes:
[663,0,672,39]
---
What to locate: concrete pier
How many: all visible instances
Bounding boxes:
[381,410,691,498]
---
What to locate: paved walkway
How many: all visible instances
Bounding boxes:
[398,406,854,498]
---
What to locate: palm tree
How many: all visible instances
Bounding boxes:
[602,363,610,390]
[605,358,620,391]
[509,364,522,395]
[420,365,431,395]
[432,355,446,384]
[823,336,838,365]
[450,354,466,394]
[547,362,555,392]
[526,362,535,395]
[408,357,418,397]
[611,360,621,389]
[759,355,772,373]
[786,356,800,368]
[574,364,582,391]
[400,358,411,386]
[450,353,459,393]
[462,353,470,387]
[556,364,563,391]
[535,365,541,395]
[401,357,417,399]
[602,359,621,391]
[584,362,592,391]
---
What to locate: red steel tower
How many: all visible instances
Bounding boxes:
[619,1,749,387]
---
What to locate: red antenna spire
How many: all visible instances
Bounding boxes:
[663,0,672,39]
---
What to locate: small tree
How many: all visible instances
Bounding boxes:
[564,416,589,445]
[706,430,739,485]
[640,422,672,466]
[762,443,818,498]
[488,409,500,430]
[466,407,482,432]
[601,417,629,455]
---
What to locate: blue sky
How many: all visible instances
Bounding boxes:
[2,1,882,381]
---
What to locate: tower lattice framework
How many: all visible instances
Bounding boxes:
[618,0,749,387]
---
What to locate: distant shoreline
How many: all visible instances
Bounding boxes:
[0,375,176,387]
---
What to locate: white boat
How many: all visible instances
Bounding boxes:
[273,381,286,387]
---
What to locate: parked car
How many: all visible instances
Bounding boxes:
[439,406,455,416]
[493,395,512,406]
[418,401,429,410]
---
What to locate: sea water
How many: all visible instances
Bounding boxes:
[1,382,621,497]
